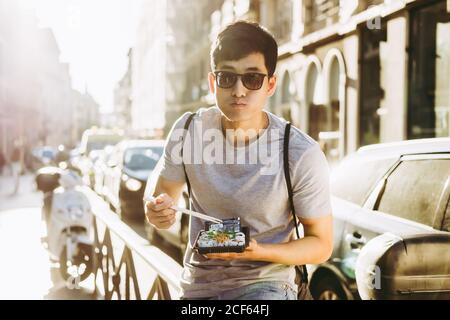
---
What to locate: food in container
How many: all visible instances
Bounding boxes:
[195,217,249,254]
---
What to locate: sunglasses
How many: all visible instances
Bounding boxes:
[213,71,268,90]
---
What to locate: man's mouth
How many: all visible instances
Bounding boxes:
[230,101,247,108]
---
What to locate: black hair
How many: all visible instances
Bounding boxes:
[210,20,278,77]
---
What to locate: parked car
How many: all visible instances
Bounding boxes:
[102,140,164,220]
[31,146,56,170]
[93,145,115,197]
[310,137,450,300]
[75,128,123,187]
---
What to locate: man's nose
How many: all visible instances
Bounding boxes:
[231,76,247,97]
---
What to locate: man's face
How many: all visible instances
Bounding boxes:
[208,52,277,122]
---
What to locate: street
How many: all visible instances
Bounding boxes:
[0,173,180,299]
[0,174,96,299]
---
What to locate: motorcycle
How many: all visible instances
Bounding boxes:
[36,167,94,282]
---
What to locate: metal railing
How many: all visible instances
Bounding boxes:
[82,187,183,300]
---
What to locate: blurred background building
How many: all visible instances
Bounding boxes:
[113,0,449,165]
[0,0,99,167]
[113,48,133,131]
[2,0,448,167]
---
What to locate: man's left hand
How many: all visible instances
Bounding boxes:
[205,239,261,261]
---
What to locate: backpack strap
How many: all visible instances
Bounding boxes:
[181,112,196,210]
[284,122,309,284]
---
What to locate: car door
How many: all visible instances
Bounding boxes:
[342,153,450,287]
[374,154,450,230]
[330,153,399,281]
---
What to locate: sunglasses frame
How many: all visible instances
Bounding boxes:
[213,71,269,90]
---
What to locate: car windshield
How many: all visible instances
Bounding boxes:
[123,147,163,171]
[42,150,54,158]
[87,140,120,153]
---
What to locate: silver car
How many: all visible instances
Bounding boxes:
[310,137,450,300]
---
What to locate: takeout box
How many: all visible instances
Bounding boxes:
[194,218,250,254]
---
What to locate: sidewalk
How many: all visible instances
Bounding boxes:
[0,173,41,211]
[0,173,95,299]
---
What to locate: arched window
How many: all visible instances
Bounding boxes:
[265,0,293,44]
[304,59,326,143]
[323,49,347,165]
[281,71,294,123]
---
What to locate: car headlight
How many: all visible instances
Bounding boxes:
[125,177,142,191]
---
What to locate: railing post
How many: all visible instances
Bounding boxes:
[84,187,183,300]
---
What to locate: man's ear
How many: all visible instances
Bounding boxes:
[267,75,277,97]
[208,72,216,94]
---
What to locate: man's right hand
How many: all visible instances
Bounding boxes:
[145,193,176,229]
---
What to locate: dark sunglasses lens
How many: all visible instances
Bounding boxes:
[216,72,236,88]
[242,73,265,90]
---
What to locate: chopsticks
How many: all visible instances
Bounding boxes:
[144,196,223,224]
[171,205,223,224]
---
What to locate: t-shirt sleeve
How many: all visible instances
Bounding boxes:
[291,144,332,219]
[159,112,192,182]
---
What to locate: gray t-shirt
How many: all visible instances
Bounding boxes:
[159,106,331,298]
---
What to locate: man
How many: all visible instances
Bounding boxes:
[145,21,333,300]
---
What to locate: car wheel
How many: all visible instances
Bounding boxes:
[311,273,348,300]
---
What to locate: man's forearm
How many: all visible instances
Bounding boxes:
[152,176,185,203]
[257,236,333,265]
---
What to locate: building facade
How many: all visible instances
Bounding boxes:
[130,0,450,162]
[132,0,169,134]
[114,48,133,131]
[163,0,224,134]
[268,0,450,165]
[0,1,99,166]
[163,0,260,134]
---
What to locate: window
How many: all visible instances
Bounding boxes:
[357,0,384,12]
[331,155,397,206]
[308,104,327,141]
[376,159,450,228]
[304,0,340,33]
[271,0,293,43]
[359,22,387,146]
[305,62,326,142]
[325,57,342,164]
[280,72,293,122]
[408,1,450,139]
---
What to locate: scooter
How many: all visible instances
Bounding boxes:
[36,167,94,282]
